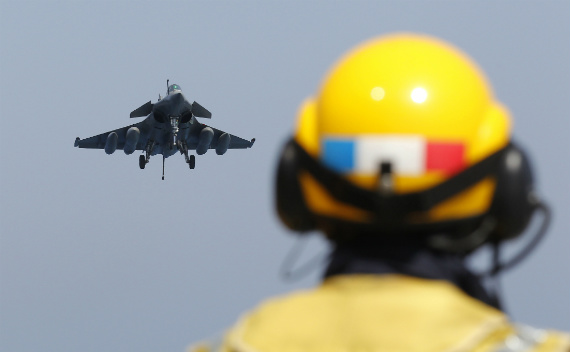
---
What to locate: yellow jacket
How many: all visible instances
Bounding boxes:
[190,275,569,352]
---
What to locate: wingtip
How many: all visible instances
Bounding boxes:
[74,137,80,147]
[250,138,256,148]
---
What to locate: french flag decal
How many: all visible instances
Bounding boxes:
[322,135,466,176]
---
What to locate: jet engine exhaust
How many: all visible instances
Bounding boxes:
[196,127,214,155]
[124,127,140,155]
[105,132,118,154]
[216,133,231,155]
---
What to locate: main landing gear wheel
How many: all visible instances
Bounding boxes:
[139,155,146,169]
[189,155,196,169]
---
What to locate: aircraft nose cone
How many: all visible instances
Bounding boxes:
[172,92,185,104]
[170,93,188,115]
[154,92,188,117]
[169,92,186,108]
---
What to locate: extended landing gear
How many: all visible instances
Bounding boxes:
[140,139,155,170]
[177,141,196,170]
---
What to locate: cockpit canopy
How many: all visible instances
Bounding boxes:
[168,84,182,94]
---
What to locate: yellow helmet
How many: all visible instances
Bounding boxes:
[276,33,538,251]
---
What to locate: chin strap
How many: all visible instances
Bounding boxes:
[486,242,505,311]
[481,201,551,278]
[477,201,551,311]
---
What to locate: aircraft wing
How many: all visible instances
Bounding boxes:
[74,122,147,150]
[184,124,255,150]
[209,125,255,149]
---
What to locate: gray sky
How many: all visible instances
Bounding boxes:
[1,1,568,351]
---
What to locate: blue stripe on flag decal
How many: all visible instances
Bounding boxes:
[322,139,355,173]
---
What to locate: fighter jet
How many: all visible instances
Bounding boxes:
[74,81,255,179]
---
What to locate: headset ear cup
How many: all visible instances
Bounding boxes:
[275,139,316,232]
[490,142,537,240]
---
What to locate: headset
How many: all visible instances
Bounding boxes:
[275,137,548,260]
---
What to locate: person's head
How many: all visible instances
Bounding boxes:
[276,33,541,255]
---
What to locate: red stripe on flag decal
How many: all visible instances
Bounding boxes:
[426,142,466,175]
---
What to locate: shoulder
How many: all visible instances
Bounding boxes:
[482,324,570,352]
[196,276,570,352]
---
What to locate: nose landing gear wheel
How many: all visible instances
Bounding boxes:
[189,155,195,169]
[139,155,146,169]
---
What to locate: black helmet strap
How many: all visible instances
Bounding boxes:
[289,138,509,220]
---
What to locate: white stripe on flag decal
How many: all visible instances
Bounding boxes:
[356,136,425,175]
[322,135,426,175]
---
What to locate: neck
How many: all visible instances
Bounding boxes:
[324,243,501,309]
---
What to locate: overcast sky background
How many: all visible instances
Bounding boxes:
[1,1,569,351]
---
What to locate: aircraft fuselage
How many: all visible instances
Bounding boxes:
[139,91,196,159]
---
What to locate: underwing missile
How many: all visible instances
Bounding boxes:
[196,127,214,155]
[216,133,231,155]
[104,132,118,154]
[124,127,140,155]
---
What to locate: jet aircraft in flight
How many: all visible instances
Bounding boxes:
[75,81,255,179]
